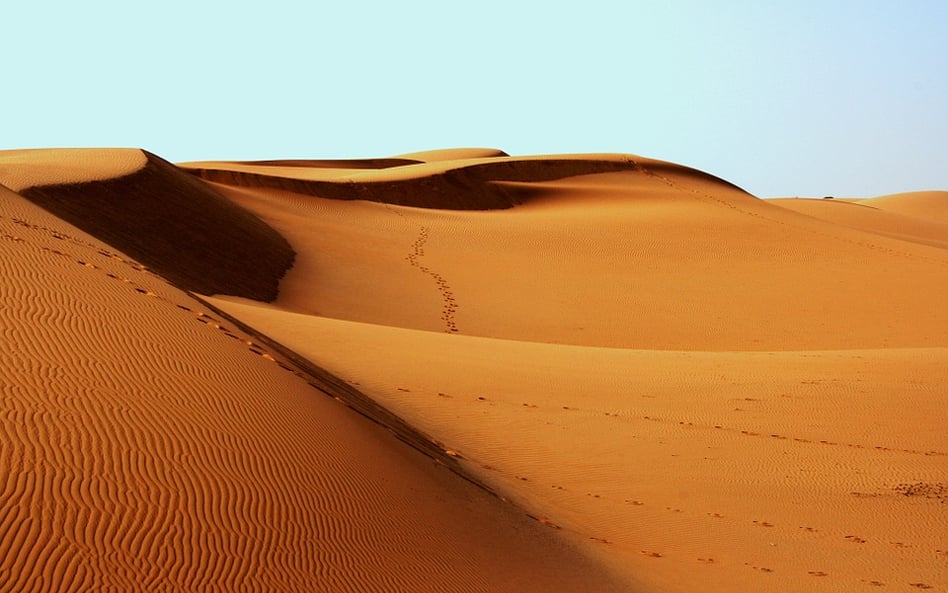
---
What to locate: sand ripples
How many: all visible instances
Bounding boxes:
[1,187,620,592]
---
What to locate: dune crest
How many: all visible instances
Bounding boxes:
[14,151,294,301]
[394,147,510,161]
[0,148,147,191]
[860,190,948,223]
[184,152,749,210]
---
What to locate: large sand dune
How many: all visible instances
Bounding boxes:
[1,148,945,592]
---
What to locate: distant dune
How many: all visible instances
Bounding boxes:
[770,193,948,250]
[1,147,945,593]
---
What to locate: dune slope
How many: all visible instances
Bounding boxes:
[0,179,627,592]
[198,150,948,593]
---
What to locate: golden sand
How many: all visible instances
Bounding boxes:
[2,148,945,592]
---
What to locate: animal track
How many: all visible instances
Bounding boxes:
[544,399,947,458]
[404,225,459,333]
[799,526,819,533]
[893,482,947,502]
[744,563,773,573]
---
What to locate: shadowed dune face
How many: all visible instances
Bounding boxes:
[233,157,423,169]
[16,151,294,301]
[184,152,750,210]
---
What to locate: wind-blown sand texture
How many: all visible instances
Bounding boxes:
[1,147,945,592]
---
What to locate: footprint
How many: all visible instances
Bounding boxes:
[641,551,663,558]
[753,520,774,527]
[844,535,867,544]
[808,571,828,577]
[909,584,932,590]
[536,517,560,529]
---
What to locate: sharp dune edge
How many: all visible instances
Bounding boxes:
[0,148,945,593]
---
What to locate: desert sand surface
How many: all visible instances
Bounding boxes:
[0,150,626,593]
[1,148,945,592]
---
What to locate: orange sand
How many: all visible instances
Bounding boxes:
[2,148,946,592]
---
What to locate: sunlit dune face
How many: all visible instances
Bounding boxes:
[0,148,147,191]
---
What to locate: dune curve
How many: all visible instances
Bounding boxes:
[13,150,294,301]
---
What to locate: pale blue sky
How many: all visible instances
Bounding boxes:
[3,1,946,197]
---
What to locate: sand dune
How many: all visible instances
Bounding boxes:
[3,150,294,301]
[0,178,624,592]
[860,191,948,223]
[2,147,946,592]
[208,160,948,351]
[770,195,948,250]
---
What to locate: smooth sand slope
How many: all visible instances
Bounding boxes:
[0,151,626,593]
[185,153,948,593]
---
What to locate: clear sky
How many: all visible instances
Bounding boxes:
[3,1,946,197]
